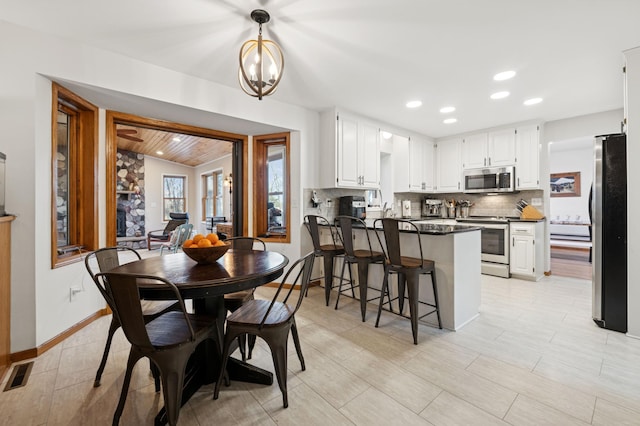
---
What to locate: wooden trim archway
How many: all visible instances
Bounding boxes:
[105,111,248,246]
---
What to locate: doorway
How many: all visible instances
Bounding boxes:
[548,137,593,280]
[105,110,248,247]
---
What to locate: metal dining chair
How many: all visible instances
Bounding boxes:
[223,236,267,360]
[373,218,442,344]
[303,215,346,306]
[84,247,179,387]
[214,252,315,409]
[334,215,386,321]
[96,271,218,426]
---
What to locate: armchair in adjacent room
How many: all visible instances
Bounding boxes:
[146,212,189,250]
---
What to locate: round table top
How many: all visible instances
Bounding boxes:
[109,250,289,299]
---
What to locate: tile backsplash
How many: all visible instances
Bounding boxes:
[303,188,545,221]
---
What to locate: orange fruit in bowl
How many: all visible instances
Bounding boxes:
[197,238,212,248]
[189,244,199,248]
[183,239,194,248]
[214,240,226,247]
[206,233,219,244]
[192,234,204,243]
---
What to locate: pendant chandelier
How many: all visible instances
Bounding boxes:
[238,9,285,100]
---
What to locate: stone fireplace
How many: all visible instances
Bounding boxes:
[116,149,146,248]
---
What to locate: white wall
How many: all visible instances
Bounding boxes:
[0,20,318,351]
[544,109,623,142]
[144,156,194,234]
[624,47,640,339]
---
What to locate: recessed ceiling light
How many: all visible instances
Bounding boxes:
[172,137,182,142]
[380,131,393,140]
[443,118,457,124]
[490,91,510,100]
[493,70,516,81]
[406,100,422,108]
[156,151,164,155]
[439,106,456,113]
[523,97,543,106]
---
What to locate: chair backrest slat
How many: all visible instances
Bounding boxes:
[304,215,339,251]
[259,252,314,329]
[85,247,143,311]
[227,236,266,251]
[374,218,425,268]
[335,215,380,257]
[97,272,193,350]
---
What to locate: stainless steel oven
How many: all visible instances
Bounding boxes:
[457,217,510,278]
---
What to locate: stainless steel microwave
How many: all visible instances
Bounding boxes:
[463,166,515,193]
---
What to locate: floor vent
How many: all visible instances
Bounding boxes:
[3,362,34,392]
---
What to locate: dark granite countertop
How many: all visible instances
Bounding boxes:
[324,220,481,235]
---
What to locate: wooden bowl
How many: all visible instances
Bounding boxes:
[182,243,230,265]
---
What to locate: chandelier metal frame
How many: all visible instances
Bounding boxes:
[238,9,285,100]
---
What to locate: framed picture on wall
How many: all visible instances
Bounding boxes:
[550,171,581,197]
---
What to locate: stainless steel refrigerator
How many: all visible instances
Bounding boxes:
[591,133,627,333]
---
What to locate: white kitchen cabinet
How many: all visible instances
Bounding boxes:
[461,133,488,169]
[393,135,434,193]
[435,139,462,192]
[410,136,435,191]
[461,129,515,170]
[515,124,540,189]
[488,128,516,166]
[360,122,381,187]
[510,221,544,280]
[320,109,380,189]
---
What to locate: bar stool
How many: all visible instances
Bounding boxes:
[334,215,386,321]
[374,218,442,344]
[304,215,346,306]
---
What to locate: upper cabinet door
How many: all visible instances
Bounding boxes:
[462,133,488,169]
[488,129,516,166]
[337,114,360,187]
[409,137,425,191]
[422,138,435,191]
[515,124,540,189]
[435,139,462,192]
[360,121,380,188]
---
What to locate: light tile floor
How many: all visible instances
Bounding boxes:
[2,273,640,425]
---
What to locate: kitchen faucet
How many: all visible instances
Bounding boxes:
[382,202,394,218]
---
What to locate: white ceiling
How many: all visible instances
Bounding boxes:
[2,0,640,138]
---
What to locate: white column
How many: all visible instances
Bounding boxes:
[624,46,640,338]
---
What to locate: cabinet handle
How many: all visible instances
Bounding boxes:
[512,237,515,247]
[484,158,486,166]
[518,177,520,187]
[488,157,491,166]
[458,182,460,190]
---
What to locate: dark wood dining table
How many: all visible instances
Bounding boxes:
[109,249,289,424]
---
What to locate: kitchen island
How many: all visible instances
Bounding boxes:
[318,220,481,331]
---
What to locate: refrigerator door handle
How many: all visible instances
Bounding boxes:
[592,137,603,323]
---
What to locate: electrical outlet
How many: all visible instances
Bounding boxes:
[69,286,82,302]
[531,197,542,206]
